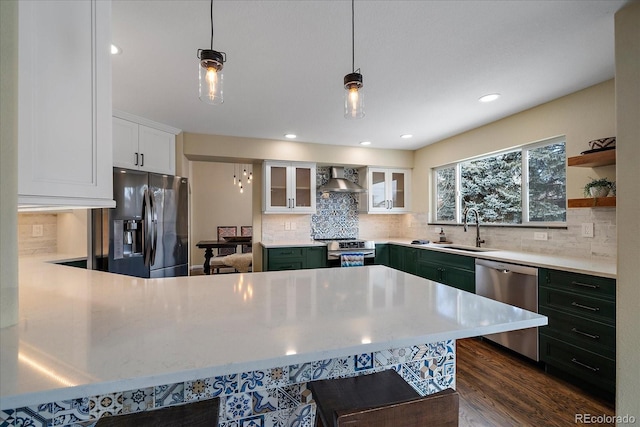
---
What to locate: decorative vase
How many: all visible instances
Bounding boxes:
[589,187,610,198]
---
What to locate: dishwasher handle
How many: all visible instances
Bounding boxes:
[475,258,538,277]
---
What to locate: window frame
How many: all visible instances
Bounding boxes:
[431,136,566,227]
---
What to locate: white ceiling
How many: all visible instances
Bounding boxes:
[111,0,628,151]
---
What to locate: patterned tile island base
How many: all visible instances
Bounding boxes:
[0,340,455,427]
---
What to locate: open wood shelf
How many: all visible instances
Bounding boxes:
[567,150,616,167]
[568,197,616,208]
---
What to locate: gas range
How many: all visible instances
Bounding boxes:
[314,239,376,260]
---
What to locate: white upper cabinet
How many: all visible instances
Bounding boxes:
[263,161,316,214]
[359,167,412,213]
[112,113,178,175]
[18,0,114,208]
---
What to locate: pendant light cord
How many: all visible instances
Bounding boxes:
[351,0,355,72]
[210,0,214,50]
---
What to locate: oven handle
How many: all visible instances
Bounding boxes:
[328,251,375,258]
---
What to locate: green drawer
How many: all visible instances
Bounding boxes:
[540,334,615,393]
[268,247,305,258]
[268,259,305,271]
[540,269,615,300]
[417,249,475,271]
[539,306,615,359]
[539,287,615,325]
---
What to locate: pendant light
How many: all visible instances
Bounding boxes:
[344,0,364,119]
[198,0,226,105]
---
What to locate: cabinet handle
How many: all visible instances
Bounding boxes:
[571,327,600,340]
[389,200,393,209]
[571,358,600,372]
[280,251,294,255]
[140,153,144,167]
[571,302,600,312]
[135,152,139,166]
[571,281,599,289]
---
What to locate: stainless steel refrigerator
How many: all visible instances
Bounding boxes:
[91,168,189,278]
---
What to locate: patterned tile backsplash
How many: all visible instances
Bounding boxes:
[0,340,456,427]
[311,167,360,239]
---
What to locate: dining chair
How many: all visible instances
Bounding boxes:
[241,225,252,253]
[217,226,238,256]
[308,369,459,427]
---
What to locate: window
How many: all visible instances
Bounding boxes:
[433,137,566,225]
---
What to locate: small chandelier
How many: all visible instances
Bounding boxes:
[198,0,226,105]
[344,0,364,119]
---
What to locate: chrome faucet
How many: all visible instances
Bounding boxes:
[463,207,485,248]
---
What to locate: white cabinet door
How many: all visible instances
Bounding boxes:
[113,117,140,170]
[18,0,113,208]
[359,168,411,213]
[263,162,316,213]
[138,125,175,175]
[112,117,176,175]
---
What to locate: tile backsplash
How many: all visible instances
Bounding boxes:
[311,167,360,239]
[18,213,57,256]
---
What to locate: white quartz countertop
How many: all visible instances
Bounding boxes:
[0,255,546,410]
[371,238,616,279]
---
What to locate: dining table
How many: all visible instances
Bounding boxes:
[196,239,251,274]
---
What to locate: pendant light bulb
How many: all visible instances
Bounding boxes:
[344,72,364,119]
[198,49,225,105]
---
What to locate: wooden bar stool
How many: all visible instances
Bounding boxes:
[308,369,459,427]
[95,398,219,427]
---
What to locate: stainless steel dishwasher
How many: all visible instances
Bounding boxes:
[475,259,540,361]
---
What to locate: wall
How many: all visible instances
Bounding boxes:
[57,210,88,258]
[413,79,616,213]
[615,1,640,419]
[408,80,617,261]
[189,161,253,269]
[0,0,18,328]
[17,213,57,256]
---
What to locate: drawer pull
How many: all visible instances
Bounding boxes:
[571,302,600,312]
[571,328,600,340]
[280,251,294,255]
[571,358,600,372]
[571,281,599,289]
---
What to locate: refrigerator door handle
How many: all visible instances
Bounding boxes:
[149,190,158,266]
[143,188,153,267]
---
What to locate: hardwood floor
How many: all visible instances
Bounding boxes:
[456,338,615,427]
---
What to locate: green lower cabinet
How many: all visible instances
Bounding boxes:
[263,246,327,271]
[416,261,475,292]
[389,245,404,271]
[375,244,390,266]
[539,268,616,399]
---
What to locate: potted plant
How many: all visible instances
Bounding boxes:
[583,177,615,198]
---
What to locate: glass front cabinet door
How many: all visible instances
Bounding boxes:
[359,167,411,213]
[263,161,317,213]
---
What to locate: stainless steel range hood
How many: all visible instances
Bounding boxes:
[318,167,366,193]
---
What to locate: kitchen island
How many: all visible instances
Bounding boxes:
[0,256,546,427]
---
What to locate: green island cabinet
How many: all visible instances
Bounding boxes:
[263,246,327,271]
[538,268,616,398]
[380,244,475,293]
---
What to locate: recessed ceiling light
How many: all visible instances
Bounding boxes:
[400,134,413,139]
[479,93,501,103]
[110,44,121,55]
[360,141,371,146]
[284,133,297,139]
